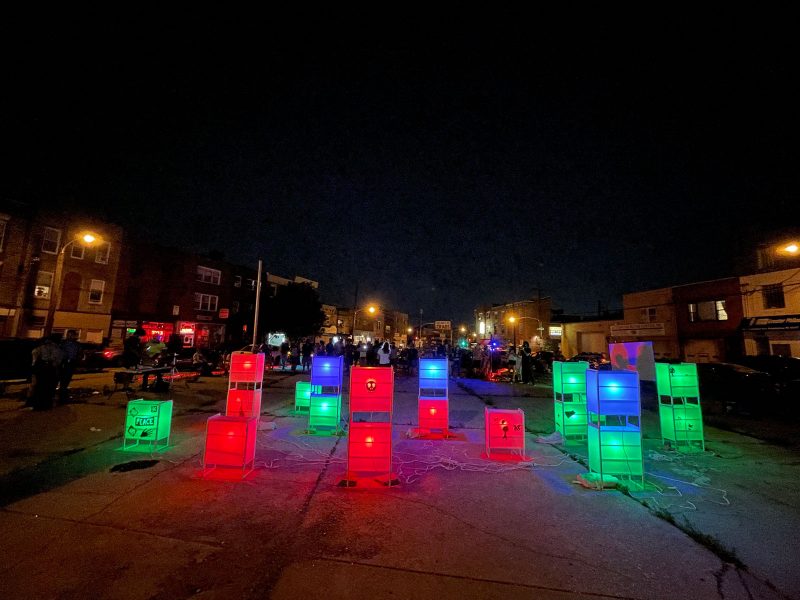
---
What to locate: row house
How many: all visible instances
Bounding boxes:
[0,203,122,342]
[740,267,800,358]
[474,297,552,349]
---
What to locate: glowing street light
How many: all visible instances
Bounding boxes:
[43,230,103,337]
[352,305,378,339]
[781,242,799,255]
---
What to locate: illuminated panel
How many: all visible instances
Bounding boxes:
[484,407,525,459]
[350,366,393,413]
[417,358,449,434]
[229,352,265,383]
[225,381,262,418]
[203,414,257,478]
[123,399,173,452]
[294,381,312,412]
[586,370,643,484]
[552,361,589,443]
[346,366,395,483]
[655,363,704,451]
[309,356,344,433]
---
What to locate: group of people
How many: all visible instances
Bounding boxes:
[27,330,81,411]
[259,337,417,373]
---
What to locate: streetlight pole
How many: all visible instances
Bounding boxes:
[43,232,101,337]
[352,305,376,341]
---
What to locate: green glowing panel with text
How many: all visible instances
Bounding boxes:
[123,399,173,452]
[553,361,589,442]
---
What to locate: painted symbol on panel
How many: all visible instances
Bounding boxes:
[127,426,136,437]
[139,428,155,438]
[500,419,508,439]
[365,378,377,392]
[129,407,138,416]
[135,416,155,427]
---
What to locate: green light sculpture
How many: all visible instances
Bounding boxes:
[123,399,173,452]
[552,361,589,443]
[308,356,343,434]
[586,370,643,487]
[294,381,313,412]
[656,363,705,451]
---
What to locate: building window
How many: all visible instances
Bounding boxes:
[234,275,242,288]
[688,300,728,322]
[763,284,786,309]
[640,307,657,323]
[246,278,256,290]
[89,280,105,304]
[34,271,54,298]
[42,227,61,254]
[196,266,221,285]
[71,244,85,259]
[95,242,110,264]
[194,293,218,312]
[232,300,240,313]
[0,218,7,251]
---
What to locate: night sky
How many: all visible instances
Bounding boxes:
[4,18,798,324]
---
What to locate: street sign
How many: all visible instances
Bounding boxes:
[435,321,451,330]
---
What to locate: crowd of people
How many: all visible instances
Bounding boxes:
[26,330,82,411]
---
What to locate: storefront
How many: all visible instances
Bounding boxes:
[177,319,225,349]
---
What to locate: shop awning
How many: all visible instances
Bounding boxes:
[740,315,800,331]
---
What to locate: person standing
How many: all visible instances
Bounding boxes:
[30,335,63,410]
[377,342,391,367]
[58,330,81,404]
[520,341,534,385]
[301,339,313,371]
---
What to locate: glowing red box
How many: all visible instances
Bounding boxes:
[418,399,449,432]
[348,423,393,475]
[349,366,394,412]
[203,414,258,477]
[228,352,265,383]
[225,385,262,418]
[485,407,525,459]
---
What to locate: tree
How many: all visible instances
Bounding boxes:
[261,283,326,341]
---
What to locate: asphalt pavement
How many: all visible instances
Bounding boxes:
[0,367,798,599]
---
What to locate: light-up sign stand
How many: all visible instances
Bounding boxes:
[123,399,173,452]
[346,366,395,485]
[655,363,705,451]
[586,370,643,486]
[203,414,258,478]
[294,381,313,412]
[552,361,589,444]
[418,358,449,436]
[308,355,343,434]
[225,352,264,418]
[484,407,525,459]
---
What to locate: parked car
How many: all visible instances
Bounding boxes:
[568,352,611,370]
[695,362,777,416]
[730,355,800,415]
[77,343,123,371]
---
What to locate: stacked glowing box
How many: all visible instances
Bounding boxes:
[552,361,589,443]
[203,352,263,477]
[586,370,643,484]
[308,355,343,433]
[294,381,314,412]
[418,358,449,435]
[123,399,173,452]
[203,414,258,477]
[484,407,525,459]
[225,352,265,418]
[347,367,394,482]
[656,363,705,451]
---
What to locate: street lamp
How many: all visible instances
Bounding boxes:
[352,305,377,340]
[778,241,799,256]
[43,231,102,337]
[508,316,517,348]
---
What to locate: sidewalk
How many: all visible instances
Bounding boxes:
[0,370,797,599]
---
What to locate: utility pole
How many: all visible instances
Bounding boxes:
[252,259,263,348]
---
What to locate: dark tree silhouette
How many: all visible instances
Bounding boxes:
[261,283,325,341]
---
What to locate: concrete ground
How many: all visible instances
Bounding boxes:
[0,367,798,599]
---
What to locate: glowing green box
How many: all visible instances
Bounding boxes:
[123,399,173,452]
[655,363,704,451]
[552,361,589,443]
[308,356,343,434]
[294,381,313,412]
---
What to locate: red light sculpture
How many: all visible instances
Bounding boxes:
[484,407,526,460]
[225,352,264,418]
[417,358,449,437]
[203,414,258,478]
[345,367,396,486]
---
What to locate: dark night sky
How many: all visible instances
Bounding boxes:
[3,16,798,324]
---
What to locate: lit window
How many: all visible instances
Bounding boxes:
[194,293,219,312]
[35,271,54,298]
[688,300,728,322]
[196,266,221,285]
[42,227,61,254]
[715,300,728,321]
[89,279,105,304]
[95,242,110,264]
